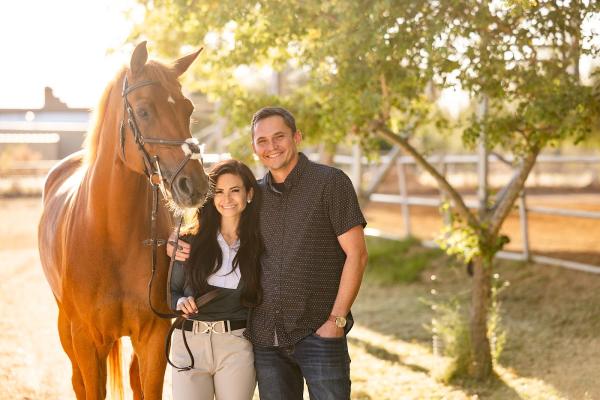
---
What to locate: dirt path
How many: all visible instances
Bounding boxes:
[0,198,73,399]
[0,198,167,400]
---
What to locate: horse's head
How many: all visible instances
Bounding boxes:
[118,41,210,209]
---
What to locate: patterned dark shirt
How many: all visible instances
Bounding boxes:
[245,152,366,347]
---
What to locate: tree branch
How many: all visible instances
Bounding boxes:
[487,146,540,236]
[372,120,479,228]
[379,73,391,121]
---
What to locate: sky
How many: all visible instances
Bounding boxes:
[3,2,595,118]
[0,0,141,109]
[0,0,470,116]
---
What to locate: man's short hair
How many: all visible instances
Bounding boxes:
[251,107,297,137]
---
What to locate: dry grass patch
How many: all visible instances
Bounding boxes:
[349,239,600,399]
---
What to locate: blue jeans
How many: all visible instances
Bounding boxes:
[254,333,351,400]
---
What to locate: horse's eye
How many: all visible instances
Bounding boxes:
[136,108,150,120]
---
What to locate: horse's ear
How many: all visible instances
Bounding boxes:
[131,41,149,76]
[172,48,203,77]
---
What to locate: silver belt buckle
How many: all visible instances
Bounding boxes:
[211,321,227,334]
[193,320,227,334]
[193,321,209,334]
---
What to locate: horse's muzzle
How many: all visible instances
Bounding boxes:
[171,173,210,209]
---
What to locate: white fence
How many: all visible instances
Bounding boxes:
[4,151,600,274]
[331,147,600,274]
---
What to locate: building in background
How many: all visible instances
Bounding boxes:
[0,87,90,160]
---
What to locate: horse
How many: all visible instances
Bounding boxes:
[38,41,210,399]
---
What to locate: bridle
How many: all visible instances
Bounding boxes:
[120,75,204,195]
[120,75,216,370]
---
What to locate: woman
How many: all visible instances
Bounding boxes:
[167,159,262,400]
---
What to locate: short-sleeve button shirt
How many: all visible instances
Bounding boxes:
[245,152,366,347]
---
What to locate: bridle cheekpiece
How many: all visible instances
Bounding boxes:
[119,75,204,197]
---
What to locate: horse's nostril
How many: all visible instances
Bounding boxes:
[177,176,192,195]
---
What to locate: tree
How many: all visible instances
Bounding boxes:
[132,0,600,380]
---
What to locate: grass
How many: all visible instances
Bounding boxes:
[351,236,600,399]
[365,236,444,284]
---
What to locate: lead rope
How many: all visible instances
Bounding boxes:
[144,176,195,371]
[145,180,219,371]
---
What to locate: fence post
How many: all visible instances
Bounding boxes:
[351,142,362,196]
[518,191,531,261]
[438,158,452,226]
[396,159,411,237]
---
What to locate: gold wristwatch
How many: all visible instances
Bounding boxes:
[328,314,347,328]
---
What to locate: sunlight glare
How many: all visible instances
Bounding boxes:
[0,0,141,109]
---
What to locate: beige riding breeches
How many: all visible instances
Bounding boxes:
[171,326,256,400]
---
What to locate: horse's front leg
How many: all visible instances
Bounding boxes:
[129,353,143,400]
[57,308,86,399]
[131,318,171,400]
[70,322,112,399]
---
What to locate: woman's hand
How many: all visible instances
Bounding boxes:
[176,296,198,318]
[167,230,191,261]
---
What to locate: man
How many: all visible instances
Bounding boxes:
[246,107,367,400]
[169,107,368,399]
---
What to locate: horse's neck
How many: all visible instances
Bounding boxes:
[83,150,169,247]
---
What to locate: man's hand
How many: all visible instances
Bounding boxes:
[176,296,198,318]
[166,230,191,261]
[315,320,344,338]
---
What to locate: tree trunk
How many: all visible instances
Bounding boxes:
[470,254,493,379]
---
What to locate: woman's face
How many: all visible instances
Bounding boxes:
[213,173,253,219]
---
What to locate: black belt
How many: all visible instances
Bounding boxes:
[178,319,246,333]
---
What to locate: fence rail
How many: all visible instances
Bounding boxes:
[351,148,600,274]
[4,152,600,274]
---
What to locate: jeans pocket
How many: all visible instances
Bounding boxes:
[311,332,346,342]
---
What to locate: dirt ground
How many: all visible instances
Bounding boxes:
[1,196,599,399]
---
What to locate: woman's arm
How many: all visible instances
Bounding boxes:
[170,260,187,310]
[170,255,198,316]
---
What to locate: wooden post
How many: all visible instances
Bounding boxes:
[439,158,452,226]
[351,142,363,195]
[518,191,531,261]
[396,159,411,237]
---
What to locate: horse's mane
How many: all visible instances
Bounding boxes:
[83,60,184,165]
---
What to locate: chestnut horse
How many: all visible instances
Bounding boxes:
[38,42,210,399]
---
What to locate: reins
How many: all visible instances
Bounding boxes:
[120,75,217,371]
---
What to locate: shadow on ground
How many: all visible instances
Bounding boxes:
[352,255,600,399]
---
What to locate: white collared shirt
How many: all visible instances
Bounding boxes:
[207,232,241,289]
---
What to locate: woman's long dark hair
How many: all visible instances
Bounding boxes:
[183,159,263,307]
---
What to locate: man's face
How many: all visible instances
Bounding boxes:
[252,115,301,177]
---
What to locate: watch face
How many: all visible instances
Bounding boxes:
[335,316,347,328]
